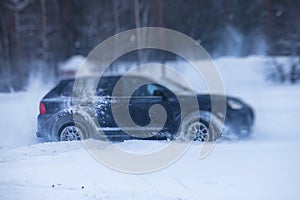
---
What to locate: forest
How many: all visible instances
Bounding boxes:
[0,0,299,91]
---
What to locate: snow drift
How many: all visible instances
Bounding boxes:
[0,56,300,200]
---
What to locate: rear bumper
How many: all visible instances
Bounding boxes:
[36,114,55,139]
[36,131,47,138]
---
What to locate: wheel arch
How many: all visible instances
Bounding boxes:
[51,109,98,141]
[181,110,224,139]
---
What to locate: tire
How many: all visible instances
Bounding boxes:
[186,119,215,141]
[58,114,96,141]
[178,112,220,142]
[59,123,84,141]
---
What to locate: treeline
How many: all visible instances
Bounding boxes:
[0,0,299,91]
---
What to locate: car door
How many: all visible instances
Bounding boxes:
[128,82,181,138]
[94,77,122,134]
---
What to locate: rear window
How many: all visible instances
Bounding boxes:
[60,81,74,97]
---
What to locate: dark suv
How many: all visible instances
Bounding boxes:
[36,75,254,142]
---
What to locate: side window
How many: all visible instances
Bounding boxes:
[111,77,146,97]
[61,79,99,97]
[132,83,161,97]
[146,84,158,95]
[96,77,117,96]
[132,85,149,96]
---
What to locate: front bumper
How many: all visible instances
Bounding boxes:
[222,105,255,138]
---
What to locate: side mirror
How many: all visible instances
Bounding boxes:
[153,89,168,99]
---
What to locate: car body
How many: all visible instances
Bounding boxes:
[36,75,254,141]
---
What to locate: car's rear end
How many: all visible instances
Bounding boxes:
[36,80,71,140]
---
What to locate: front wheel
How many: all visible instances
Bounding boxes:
[187,120,211,142]
[177,112,221,142]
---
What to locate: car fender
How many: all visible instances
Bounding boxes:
[51,108,98,140]
[180,110,224,136]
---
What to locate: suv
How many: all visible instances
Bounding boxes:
[36,75,254,141]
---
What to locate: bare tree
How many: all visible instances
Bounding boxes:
[3,0,33,89]
[134,0,142,66]
[289,57,300,84]
[40,0,48,62]
[4,0,32,60]
[0,14,13,91]
[112,0,120,34]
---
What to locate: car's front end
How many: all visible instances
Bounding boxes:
[222,97,255,139]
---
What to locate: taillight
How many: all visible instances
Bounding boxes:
[39,102,46,114]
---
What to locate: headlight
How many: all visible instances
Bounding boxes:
[228,99,244,110]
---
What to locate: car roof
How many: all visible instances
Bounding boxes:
[60,74,193,94]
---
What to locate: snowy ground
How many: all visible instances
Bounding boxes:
[1,56,300,199]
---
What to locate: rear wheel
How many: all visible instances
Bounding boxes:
[57,113,98,141]
[59,125,83,141]
[58,118,93,141]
